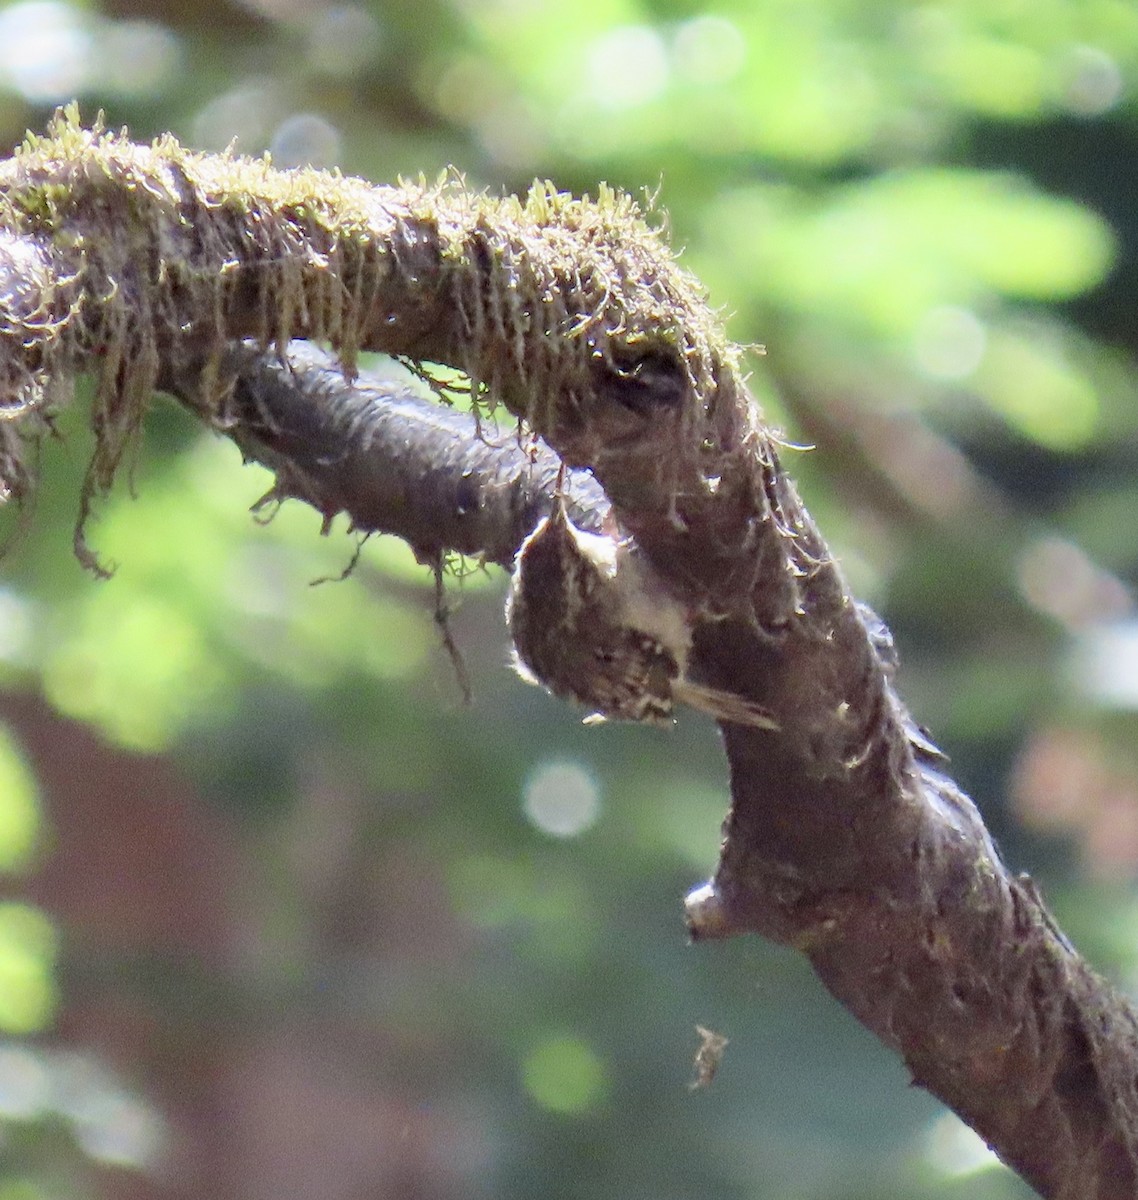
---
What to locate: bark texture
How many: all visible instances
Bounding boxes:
[1,114,1136,1199]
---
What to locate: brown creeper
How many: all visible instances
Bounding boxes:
[505,500,778,730]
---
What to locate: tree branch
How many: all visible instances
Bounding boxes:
[2,111,1136,1198]
[162,341,608,567]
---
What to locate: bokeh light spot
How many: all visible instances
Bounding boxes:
[674,15,746,85]
[1057,45,1123,117]
[1016,535,1130,629]
[305,6,381,78]
[94,20,180,97]
[521,1034,608,1115]
[0,1043,50,1119]
[912,306,986,381]
[585,25,669,109]
[0,1,90,102]
[522,761,601,838]
[1072,620,1138,709]
[270,113,343,169]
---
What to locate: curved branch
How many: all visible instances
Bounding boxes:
[1,114,1136,1198]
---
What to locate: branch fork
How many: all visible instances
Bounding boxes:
[0,110,1135,1198]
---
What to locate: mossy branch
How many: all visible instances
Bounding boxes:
[0,106,734,569]
[2,110,1137,1199]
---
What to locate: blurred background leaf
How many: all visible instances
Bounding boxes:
[4,0,1138,1196]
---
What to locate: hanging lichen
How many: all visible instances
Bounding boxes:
[0,107,750,570]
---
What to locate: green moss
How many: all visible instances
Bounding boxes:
[0,110,750,569]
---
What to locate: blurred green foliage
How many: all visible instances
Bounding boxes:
[3,0,1138,1196]
[0,725,39,873]
[0,905,56,1035]
[0,730,53,1038]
